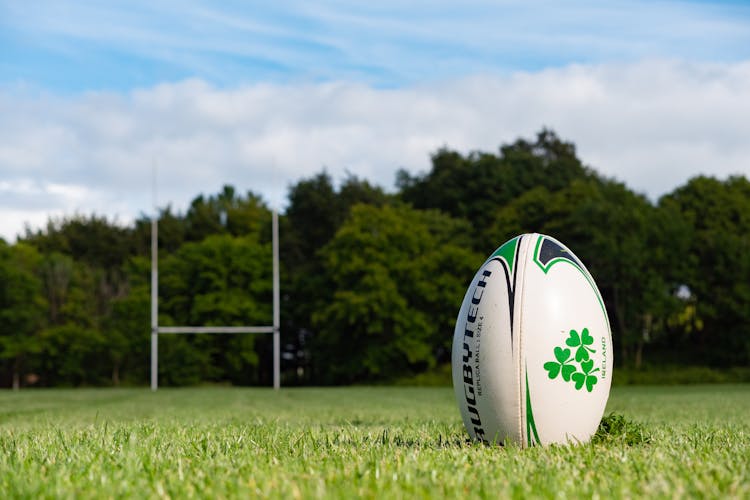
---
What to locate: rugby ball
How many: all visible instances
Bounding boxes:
[452,233,612,447]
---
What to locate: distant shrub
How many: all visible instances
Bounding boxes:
[613,365,750,385]
[393,364,452,386]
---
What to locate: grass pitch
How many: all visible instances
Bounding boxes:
[1,385,748,498]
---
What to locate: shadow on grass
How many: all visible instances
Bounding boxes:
[317,413,652,451]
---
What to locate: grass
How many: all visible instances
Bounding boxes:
[0,385,748,498]
[394,363,750,386]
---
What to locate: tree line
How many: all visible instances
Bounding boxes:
[1,130,748,388]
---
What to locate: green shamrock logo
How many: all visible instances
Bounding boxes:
[544,327,600,393]
[543,347,576,382]
[566,328,596,362]
[571,359,600,392]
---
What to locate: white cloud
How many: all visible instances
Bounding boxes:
[1,59,749,241]
[0,179,124,240]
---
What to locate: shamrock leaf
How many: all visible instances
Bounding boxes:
[561,363,576,382]
[565,329,581,348]
[570,327,596,362]
[581,328,594,346]
[544,347,574,380]
[576,359,600,393]
[571,371,586,390]
[585,375,598,392]
[575,345,590,362]
[554,346,571,363]
[546,329,598,390]
[544,361,561,379]
[581,359,594,374]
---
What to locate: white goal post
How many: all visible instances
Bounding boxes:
[150,210,280,391]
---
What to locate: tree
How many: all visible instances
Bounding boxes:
[398,129,593,250]
[105,257,151,386]
[133,205,186,256]
[311,204,480,383]
[34,258,113,386]
[284,172,390,261]
[22,214,133,270]
[486,178,690,368]
[282,171,392,383]
[21,216,134,385]
[157,233,273,385]
[184,185,269,242]
[0,243,47,389]
[659,176,750,366]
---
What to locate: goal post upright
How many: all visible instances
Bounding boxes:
[272,210,280,390]
[151,207,158,391]
[150,207,281,391]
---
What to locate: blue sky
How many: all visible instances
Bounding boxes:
[1,1,749,240]
[3,0,749,91]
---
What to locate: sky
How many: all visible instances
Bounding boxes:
[1,0,749,241]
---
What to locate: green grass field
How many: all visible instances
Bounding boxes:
[1,385,748,498]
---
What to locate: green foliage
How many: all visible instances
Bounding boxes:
[21,214,133,269]
[1,130,750,387]
[39,325,105,385]
[105,284,150,385]
[157,233,272,385]
[392,363,453,386]
[488,177,691,367]
[659,176,750,366]
[398,129,593,250]
[184,185,269,242]
[281,172,394,383]
[160,234,272,326]
[284,172,391,262]
[312,204,480,383]
[0,243,47,388]
[614,365,750,385]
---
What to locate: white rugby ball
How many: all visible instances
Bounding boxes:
[452,233,612,447]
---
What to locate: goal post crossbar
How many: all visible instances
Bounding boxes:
[151,209,280,391]
[157,326,276,334]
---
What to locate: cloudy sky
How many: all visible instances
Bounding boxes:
[1,0,749,241]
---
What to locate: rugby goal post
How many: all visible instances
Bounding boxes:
[150,210,280,390]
